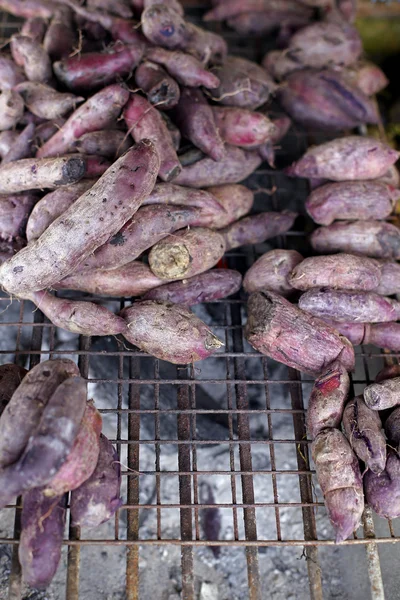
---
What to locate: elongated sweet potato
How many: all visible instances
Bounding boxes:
[0,140,159,296]
[0,192,37,241]
[289,254,382,292]
[343,396,386,473]
[10,35,52,83]
[43,8,76,60]
[204,0,311,21]
[307,361,349,439]
[135,61,180,109]
[149,227,226,281]
[88,0,133,18]
[204,184,253,229]
[305,181,397,226]
[19,490,66,589]
[37,84,130,158]
[34,118,65,147]
[56,261,168,297]
[312,428,364,542]
[243,249,303,296]
[211,107,277,149]
[145,47,220,89]
[286,136,400,181]
[0,54,24,90]
[15,82,84,120]
[124,94,181,182]
[120,300,224,362]
[174,145,262,188]
[72,130,130,159]
[173,88,225,161]
[365,452,400,519]
[0,363,27,416]
[143,269,242,305]
[2,122,35,165]
[227,9,311,35]
[368,323,400,351]
[310,221,400,259]
[364,377,400,410]
[0,0,55,19]
[245,291,355,375]
[345,61,388,96]
[0,90,24,130]
[70,433,122,528]
[375,261,400,296]
[220,211,296,251]
[142,182,225,220]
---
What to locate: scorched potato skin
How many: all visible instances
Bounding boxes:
[311,428,364,542]
[120,300,224,363]
[306,361,350,439]
[0,140,160,296]
[0,364,27,417]
[243,249,303,296]
[244,291,355,376]
[220,211,296,250]
[364,377,400,411]
[365,452,400,519]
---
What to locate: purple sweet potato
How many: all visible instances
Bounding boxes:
[143,269,242,305]
[43,8,76,60]
[262,50,303,81]
[0,363,27,416]
[143,0,184,15]
[342,396,386,473]
[345,61,388,96]
[374,261,400,296]
[227,9,311,35]
[312,428,364,542]
[212,107,277,149]
[244,291,355,375]
[161,112,181,149]
[287,22,362,68]
[203,0,311,21]
[19,490,66,589]
[34,118,65,147]
[0,140,159,296]
[70,433,122,528]
[72,130,130,159]
[2,122,35,165]
[10,35,52,83]
[385,408,400,450]
[376,364,400,384]
[243,249,303,296]
[0,358,79,467]
[55,261,169,297]
[173,88,225,161]
[368,323,400,352]
[0,131,19,158]
[204,184,254,228]
[142,182,226,221]
[0,155,86,194]
[15,82,84,120]
[28,290,127,336]
[124,94,181,182]
[0,0,55,19]
[174,145,262,188]
[364,376,400,410]
[120,300,224,362]
[26,180,95,241]
[54,45,143,91]
[305,181,398,225]
[0,238,24,264]
[209,56,277,110]
[0,90,24,130]
[0,54,24,90]
[37,84,130,158]
[321,319,366,345]
[145,47,220,89]
[135,61,180,109]
[43,400,102,497]
[364,452,400,519]
[84,155,112,178]
[88,0,133,17]
[278,69,379,132]
[149,227,226,280]
[0,192,37,240]
[310,220,400,259]
[289,254,382,292]
[220,211,296,251]
[21,17,47,42]
[80,204,204,271]
[378,165,400,188]
[257,115,292,166]
[307,361,349,439]
[286,136,400,181]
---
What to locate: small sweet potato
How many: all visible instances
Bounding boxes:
[243,249,303,296]
[244,291,355,375]
[0,54,24,90]
[375,261,400,296]
[10,35,52,83]
[55,261,169,297]
[43,8,76,60]
[343,396,386,473]
[34,118,65,147]
[345,61,388,96]
[145,47,220,89]
[204,184,253,229]
[286,136,400,181]
[312,428,364,542]
[2,122,35,165]
[368,323,400,352]
[364,452,400,519]
[0,363,27,416]
[321,319,366,345]
[310,221,400,260]
[0,90,24,130]
[149,227,226,281]
[0,131,18,158]
[385,407,400,449]
[220,211,296,251]
[72,130,130,159]
[19,490,66,589]
[307,361,349,439]
[142,182,226,220]
[174,145,262,188]
[143,269,242,305]
[15,82,84,120]
[289,254,382,292]
[211,106,277,149]
[0,192,38,241]
[135,61,180,109]
[378,165,400,188]
[203,0,311,22]
[364,377,400,410]
[21,17,47,42]
[120,300,224,362]
[124,94,181,182]
[305,181,397,226]
[70,433,122,528]
[262,50,302,81]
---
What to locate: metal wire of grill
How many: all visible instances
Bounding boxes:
[1,4,400,600]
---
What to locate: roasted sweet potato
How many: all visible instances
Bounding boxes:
[244,291,355,375]
[135,61,180,109]
[120,300,224,363]
[0,90,24,130]
[312,428,364,542]
[364,377,400,410]
[0,192,38,241]
[220,211,296,250]
[243,249,303,296]
[204,184,253,229]
[15,82,84,120]
[142,182,226,220]
[0,363,27,416]
[145,47,220,89]
[365,452,400,519]
[307,361,349,439]
[10,34,52,83]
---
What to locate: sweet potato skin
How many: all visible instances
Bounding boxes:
[220,211,296,251]
[211,106,277,149]
[0,54,24,90]
[244,291,355,376]
[243,249,303,296]
[205,184,253,229]
[0,192,38,241]
[145,47,220,89]
[0,90,24,130]
[312,428,364,542]
[0,131,19,158]
[307,361,349,439]
[376,364,400,384]
[121,300,224,363]
[43,8,76,60]
[10,34,52,83]
[345,61,388,96]
[15,81,84,120]
[375,261,400,295]
[135,61,180,109]
[142,182,226,220]
[365,452,400,519]
[2,122,35,165]
[149,227,226,281]
[364,377,400,410]
[385,408,400,450]
[0,363,27,416]
[72,130,131,159]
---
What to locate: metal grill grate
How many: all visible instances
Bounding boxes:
[1,4,400,600]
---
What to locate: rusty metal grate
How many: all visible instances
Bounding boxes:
[1,4,400,600]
